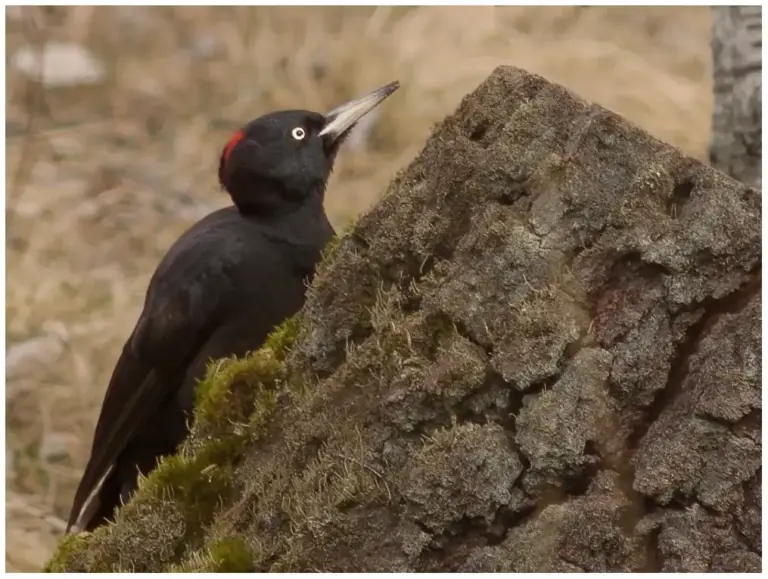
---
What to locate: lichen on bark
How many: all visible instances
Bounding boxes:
[46,66,761,572]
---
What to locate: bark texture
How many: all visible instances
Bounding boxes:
[49,66,761,573]
[710,5,762,188]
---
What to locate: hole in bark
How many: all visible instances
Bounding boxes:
[584,440,601,461]
[562,460,599,496]
[498,181,527,205]
[484,502,536,546]
[669,179,694,218]
[609,251,673,285]
[673,180,694,202]
[469,119,490,142]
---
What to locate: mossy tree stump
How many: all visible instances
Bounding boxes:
[47,66,761,573]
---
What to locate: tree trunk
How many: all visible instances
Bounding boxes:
[48,66,761,573]
[709,5,762,188]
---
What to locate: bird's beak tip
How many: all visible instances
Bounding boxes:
[319,80,401,142]
[381,80,400,94]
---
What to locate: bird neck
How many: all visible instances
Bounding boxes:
[251,192,335,278]
[238,186,333,248]
[227,173,325,218]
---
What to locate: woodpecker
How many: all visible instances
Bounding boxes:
[67,81,400,532]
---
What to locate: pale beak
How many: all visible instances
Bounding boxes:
[319,81,400,144]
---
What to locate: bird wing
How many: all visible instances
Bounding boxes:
[67,217,243,531]
[66,342,167,532]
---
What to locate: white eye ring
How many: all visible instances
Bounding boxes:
[291,127,306,140]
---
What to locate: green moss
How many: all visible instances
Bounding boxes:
[46,315,307,572]
[132,437,242,531]
[193,349,284,431]
[207,537,256,572]
[43,532,93,572]
[193,313,306,432]
[138,317,305,535]
[263,315,301,360]
[165,537,256,573]
[316,231,350,272]
[248,388,278,428]
[322,233,342,258]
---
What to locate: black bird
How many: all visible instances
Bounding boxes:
[66,81,400,533]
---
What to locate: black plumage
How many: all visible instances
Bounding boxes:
[67,81,399,532]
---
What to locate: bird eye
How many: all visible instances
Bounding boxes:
[291,127,306,140]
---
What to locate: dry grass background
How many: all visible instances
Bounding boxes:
[5,5,713,572]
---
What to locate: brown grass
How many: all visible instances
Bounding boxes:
[5,5,713,572]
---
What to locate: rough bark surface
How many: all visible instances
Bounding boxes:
[50,66,761,572]
[710,5,762,188]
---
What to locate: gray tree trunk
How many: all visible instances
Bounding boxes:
[710,5,762,188]
[48,67,761,573]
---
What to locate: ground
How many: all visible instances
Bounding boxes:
[5,6,713,572]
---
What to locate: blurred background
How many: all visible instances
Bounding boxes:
[5,5,713,571]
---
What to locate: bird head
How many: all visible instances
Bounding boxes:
[219,80,399,215]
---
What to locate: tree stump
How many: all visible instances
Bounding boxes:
[48,66,761,573]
